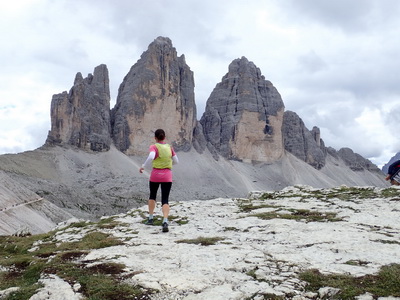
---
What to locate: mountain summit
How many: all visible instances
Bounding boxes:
[43,36,379,173]
[111,36,197,155]
[200,57,285,163]
[46,64,111,151]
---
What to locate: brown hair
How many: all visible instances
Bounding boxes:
[154,129,166,141]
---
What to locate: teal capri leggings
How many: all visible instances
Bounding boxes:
[149,181,172,206]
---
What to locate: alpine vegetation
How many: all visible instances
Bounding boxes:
[1,185,399,299]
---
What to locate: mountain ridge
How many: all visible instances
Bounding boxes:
[0,36,389,235]
[44,36,380,173]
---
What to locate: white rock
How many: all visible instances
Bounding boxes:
[29,274,83,300]
[183,284,242,299]
[0,287,20,299]
[356,293,374,300]
[5,186,395,300]
[318,286,341,298]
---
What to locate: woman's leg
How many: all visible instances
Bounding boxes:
[160,182,172,219]
[148,182,160,216]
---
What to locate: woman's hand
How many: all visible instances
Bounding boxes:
[139,167,144,173]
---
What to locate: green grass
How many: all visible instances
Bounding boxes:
[372,239,400,245]
[345,260,369,266]
[237,202,282,213]
[254,186,397,203]
[380,187,400,198]
[44,259,148,300]
[299,264,400,299]
[223,227,240,232]
[96,217,130,229]
[0,284,43,300]
[176,236,225,246]
[0,222,151,299]
[251,208,342,223]
[141,214,189,226]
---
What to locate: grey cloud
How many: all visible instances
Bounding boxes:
[384,105,400,133]
[280,0,400,33]
[67,0,234,62]
[290,54,400,109]
[297,51,327,74]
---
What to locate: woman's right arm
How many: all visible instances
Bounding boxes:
[139,151,156,173]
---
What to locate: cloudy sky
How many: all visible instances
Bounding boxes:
[1,0,399,167]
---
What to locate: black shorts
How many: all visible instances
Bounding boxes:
[149,181,172,206]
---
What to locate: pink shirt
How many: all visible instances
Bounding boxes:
[149,144,176,182]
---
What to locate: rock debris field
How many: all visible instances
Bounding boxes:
[1,185,400,300]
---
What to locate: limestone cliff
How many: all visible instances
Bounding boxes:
[111,37,196,155]
[336,147,380,172]
[42,36,383,176]
[199,57,285,163]
[46,65,111,151]
[282,110,326,169]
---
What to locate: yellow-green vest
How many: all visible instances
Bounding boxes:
[152,143,172,169]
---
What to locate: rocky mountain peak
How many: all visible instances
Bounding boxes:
[199,57,285,162]
[152,36,173,46]
[282,111,326,169]
[42,37,383,175]
[337,147,380,172]
[46,64,111,151]
[111,36,196,155]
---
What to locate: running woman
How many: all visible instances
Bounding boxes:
[139,129,179,232]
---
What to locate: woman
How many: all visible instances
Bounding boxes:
[139,129,179,232]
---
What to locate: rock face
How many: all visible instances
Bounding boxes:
[46,65,111,151]
[199,57,285,163]
[336,147,380,172]
[282,111,326,169]
[42,36,383,176]
[111,37,196,155]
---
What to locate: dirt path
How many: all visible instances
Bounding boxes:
[0,197,44,213]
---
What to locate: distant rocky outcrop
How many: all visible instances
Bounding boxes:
[335,147,380,172]
[382,152,400,173]
[282,111,326,169]
[111,37,196,155]
[199,57,285,163]
[46,65,111,151]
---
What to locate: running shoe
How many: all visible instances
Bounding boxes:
[162,222,169,232]
[145,218,154,225]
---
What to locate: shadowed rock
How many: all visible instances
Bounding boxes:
[337,147,380,172]
[199,57,285,163]
[111,37,196,155]
[282,110,326,169]
[46,64,111,151]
